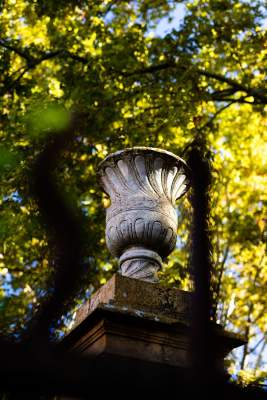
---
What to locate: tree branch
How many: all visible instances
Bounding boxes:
[253,339,267,373]
[0,67,31,96]
[199,101,235,133]
[249,334,267,355]
[64,50,88,64]
[213,242,230,319]
[198,69,267,104]
[1,38,266,105]
[116,61,267,105]
[0,39,61,67]
[0,39,32,61]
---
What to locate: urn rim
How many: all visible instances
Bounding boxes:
[97,146,190,174]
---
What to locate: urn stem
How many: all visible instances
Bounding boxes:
[119,247,162,283]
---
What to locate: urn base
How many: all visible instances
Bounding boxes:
[119,247,162,283]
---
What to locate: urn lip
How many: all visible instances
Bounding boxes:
[97,146,190,173]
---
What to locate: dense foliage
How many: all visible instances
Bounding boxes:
[0,0,266,384]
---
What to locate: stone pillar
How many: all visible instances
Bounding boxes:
[62,274,245,386]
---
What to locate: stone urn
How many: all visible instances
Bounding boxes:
[97,147,190,282]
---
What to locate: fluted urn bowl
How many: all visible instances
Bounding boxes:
[97,147,190,282]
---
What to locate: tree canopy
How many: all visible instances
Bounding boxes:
[0,0,266,385]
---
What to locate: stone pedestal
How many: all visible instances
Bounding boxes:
[63,274,245,375]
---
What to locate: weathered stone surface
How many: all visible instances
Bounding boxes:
[69,310,190,367]
[74,273,192,327]
[97,147,190,282]
[65,274,245,370]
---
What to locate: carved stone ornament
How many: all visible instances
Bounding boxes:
[97,147,190,283]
